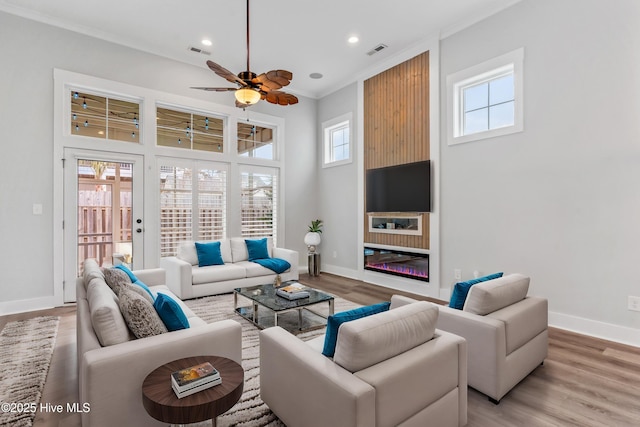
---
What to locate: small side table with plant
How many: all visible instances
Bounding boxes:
[304,219,323,276]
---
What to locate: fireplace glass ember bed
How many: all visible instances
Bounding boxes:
[364,247,429,282]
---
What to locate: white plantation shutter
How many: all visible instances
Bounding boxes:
[240,167,278,244]
[198,168,226,241]
[159,161,227,257]
[160,165,193,257]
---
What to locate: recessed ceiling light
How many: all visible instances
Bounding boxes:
[309,72,323,79]
[348,36,359,44]
[201,39,212,46]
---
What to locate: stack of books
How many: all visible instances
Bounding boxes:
[276,282,310,300]
[171,361,221,398]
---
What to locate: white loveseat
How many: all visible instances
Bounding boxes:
[76,259,242,427]
[160,237,299,299]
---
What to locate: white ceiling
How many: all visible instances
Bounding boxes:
[0,0,520,99]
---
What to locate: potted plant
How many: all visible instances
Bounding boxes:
[304,219,323,253]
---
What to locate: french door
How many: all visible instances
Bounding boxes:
[63,148,144,302]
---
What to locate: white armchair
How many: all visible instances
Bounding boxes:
[260,297,468,427]
[437,274,548,403]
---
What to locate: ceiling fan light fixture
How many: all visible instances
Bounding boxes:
[235,87,261,105]
[191,0,296,108]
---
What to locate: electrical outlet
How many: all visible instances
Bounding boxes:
[454,269,462,281]
[629,296,640,312]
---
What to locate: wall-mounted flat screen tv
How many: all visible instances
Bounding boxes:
[366,160,431,213]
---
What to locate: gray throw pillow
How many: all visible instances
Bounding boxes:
[103,267,131,295]
[104,268,154,304]
[122,281,154,304]
[118,288,167,338]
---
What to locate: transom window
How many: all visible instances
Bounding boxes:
[238,122,275,159]
[156,106,224,153]
[70,91,140,142]
[323,113,352,167]
[447,48,524,145]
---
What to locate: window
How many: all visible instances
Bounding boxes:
[322,113,352,167]
[462,73,514,134]
[70,90,140,142]
[238,122,274,159]
[240,167,278,244]
[447,48,524,145]
[159,161,227,257]
[156,107,224,152]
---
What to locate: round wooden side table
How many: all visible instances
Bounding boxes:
[142,355,244,427]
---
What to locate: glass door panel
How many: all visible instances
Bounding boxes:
[64,149,143,302]
[76,161,132,272]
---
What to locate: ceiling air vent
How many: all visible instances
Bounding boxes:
[188,46,211,56]
[367,44,388,56]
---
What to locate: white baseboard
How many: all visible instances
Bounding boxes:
[320,264,360,280]
[0,296,56,316]
[549,311,640,348]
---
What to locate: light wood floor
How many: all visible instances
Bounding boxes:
[3,273,640,426]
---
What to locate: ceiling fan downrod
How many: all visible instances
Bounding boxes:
[245,0,250,74]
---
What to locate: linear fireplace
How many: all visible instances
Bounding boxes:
[364,247,429,282]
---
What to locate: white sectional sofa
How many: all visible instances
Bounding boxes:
[160,237,299,300]
[76,259,242,427]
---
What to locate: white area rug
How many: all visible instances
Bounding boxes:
[185,293,360,427]
[0,316,60,427]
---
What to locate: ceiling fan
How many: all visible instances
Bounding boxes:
[191,0,298,108]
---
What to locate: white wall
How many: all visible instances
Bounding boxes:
[0,11,317,313]
[439,0,640,345]
[316,83,360,277]
[314,0,640,345]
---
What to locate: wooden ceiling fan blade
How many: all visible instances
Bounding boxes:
[206,60,246,86]
[253,74,280,91]
[191,87,238,92]
[264,91,299,106]
[253,70,293,92]
[258,70,293,90]
[268,70,293,85]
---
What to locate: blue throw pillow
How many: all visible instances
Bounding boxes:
[154,293,190,331]
[246,238,270,261]
[449,272,504,310]
[195,241,224,267]
[322,301,391,357]
[114,263,138,282]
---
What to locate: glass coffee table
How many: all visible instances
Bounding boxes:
[234,282,334,333]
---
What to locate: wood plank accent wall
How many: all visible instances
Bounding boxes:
[364,51,430,249]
